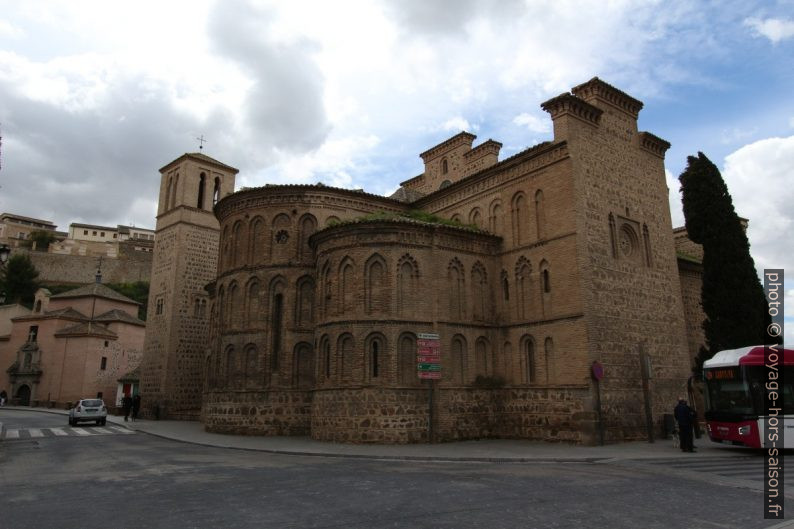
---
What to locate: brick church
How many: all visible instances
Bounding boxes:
[139,78,704,444]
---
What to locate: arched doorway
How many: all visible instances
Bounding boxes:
[16,384,31,406]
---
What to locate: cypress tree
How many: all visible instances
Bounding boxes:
[679,152,773,372]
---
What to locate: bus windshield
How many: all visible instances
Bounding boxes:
[704,365,794,417]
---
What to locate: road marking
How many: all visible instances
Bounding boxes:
[107,426,135,434]
[50,428,68,436]
[71,428,90,436]
[93,427,113,434]
[5,429,19,439]
[28,428,44,438]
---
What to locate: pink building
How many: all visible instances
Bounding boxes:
[0,283,145,407]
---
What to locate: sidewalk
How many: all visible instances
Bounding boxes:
[1,406,750,463]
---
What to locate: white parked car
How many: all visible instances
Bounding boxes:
[68,399,108,426]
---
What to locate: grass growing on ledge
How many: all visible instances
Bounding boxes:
[349,210,479,229]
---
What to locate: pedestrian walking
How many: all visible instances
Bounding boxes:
[131,394,141,421]
[122,394,133,422]
[674,397,696,452]
[0,389,7,406]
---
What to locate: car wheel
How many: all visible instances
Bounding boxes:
[68,418,74,426]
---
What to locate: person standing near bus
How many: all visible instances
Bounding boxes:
[675,397,696,452]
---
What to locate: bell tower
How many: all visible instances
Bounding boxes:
[140,152,238,419]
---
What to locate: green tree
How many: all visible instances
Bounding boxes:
[28,230,58,251]
[0,253,40,306]
[106,281,150,321]
[679,152,774,373]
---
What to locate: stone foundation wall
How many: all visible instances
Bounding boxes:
[202,389,312,435]
[23,250,152,285]
[311,387,429,443]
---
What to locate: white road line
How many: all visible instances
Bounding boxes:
[71,428,90,436]
[93,427,113,434]
[108,426,135,434]
[49,428,68,436]
[5,429,19,439]
[28,428,44,438]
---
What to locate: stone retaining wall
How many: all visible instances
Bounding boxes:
[202,389,312,436]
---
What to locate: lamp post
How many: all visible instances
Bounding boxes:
[0,243,10,305]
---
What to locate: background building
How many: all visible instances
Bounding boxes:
[0,281,145,406]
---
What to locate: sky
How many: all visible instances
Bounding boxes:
[0,0,792,343]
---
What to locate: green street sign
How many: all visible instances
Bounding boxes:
[417,363,441,371]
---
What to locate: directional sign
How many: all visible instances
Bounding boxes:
[419,371,441,380]
[417,363,441,371]
[417,355,441,364]
[417,333,440,340]
[417,332,441,379]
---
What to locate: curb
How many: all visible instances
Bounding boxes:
[126,426,610,464]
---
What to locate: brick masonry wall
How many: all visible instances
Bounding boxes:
[559,90,692,441]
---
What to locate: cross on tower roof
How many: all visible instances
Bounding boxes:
[196,134,207,151]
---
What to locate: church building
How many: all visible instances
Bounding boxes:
[139,78,702,444]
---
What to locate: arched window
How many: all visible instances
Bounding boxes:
[295,276,314,328]
[271,213,292,263]
[232,221,244,268]
[398,333,418,386]
[469,208,483,229]
[197,172,206,209]
[522,336,536,384]
[544,337,554,383]
[474,337,490,377]
[249,216,266,264]
[535,189,545,239]
[338,334,354,382]
[397,254,418,316]
[165,176,173,212]
[320,260,332,318]
[447,258,464,320]
[338,258,355,314]
[365,333,385,383]
[489,200,503,234]
[471,261,487,321]
[298,214,317,262]
[269,278,286,371]
[34,300,42,313]
[511,192,527,246]
[245,344,258,388]
[515,257,532,320]
[213,177,221,206]
[214,351,222,389]
[501,270,509,302]
[319,335,331,380]
[293,342,314,389]
[225,346,235,387]
[246,279,260,328]
[365,254,387,314]
[441,158,449,174]
[170,174,179,209]
[227,282,239,330]
[449,335,467,384]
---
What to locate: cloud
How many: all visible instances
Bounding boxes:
[0,20,24,39]
[721,136,794,345]
[206,1,330,156]
[744,17,794,43]
[513,113,551,134]
[441,117,473,132]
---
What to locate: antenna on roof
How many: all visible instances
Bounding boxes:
[196,134,207,151]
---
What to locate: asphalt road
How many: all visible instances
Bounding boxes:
[0,409,785,529]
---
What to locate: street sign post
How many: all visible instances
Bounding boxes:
[417,332,441,441]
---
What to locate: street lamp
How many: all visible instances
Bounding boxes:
[0,243,9,305]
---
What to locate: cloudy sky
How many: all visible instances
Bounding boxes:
[1,0,792,342]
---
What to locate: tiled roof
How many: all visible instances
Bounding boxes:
[50,283,140,306]
[55,321,117,339]
[94,309,145,327]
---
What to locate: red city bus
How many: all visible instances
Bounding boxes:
[702,345,794,448]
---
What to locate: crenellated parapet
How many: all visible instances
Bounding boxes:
[638,131,671,158]
[540,93,603,127]
[571,77,644,118]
